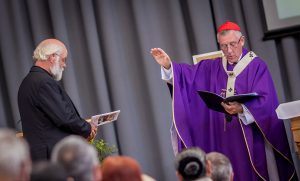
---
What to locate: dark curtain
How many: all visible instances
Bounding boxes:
[0,0,299,179]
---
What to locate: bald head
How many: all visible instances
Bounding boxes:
[32,39,68,81]
[33,39,67,62]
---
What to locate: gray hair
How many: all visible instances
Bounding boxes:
[51,135,99,181]
[206,152,233,181]
[175,147,207,181]
[0,129,31,178]
[33,41,64,61]
[217,30,242,43]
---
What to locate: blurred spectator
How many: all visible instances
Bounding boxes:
[175,147,212,181]
[101,156,143,181]
[0,129,31,181]
[207,152,233,181]
[51,135,101,181]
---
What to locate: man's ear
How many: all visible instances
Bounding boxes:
[230,171,234,181]
[206,160,212,177]
[20,159,32,181]
[176,171,183,181]
[93,165,102,181]
[240,36,245,46]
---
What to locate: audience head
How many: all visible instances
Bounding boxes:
[101,156,142,181]
[175,147,208,181]
[30,161,70,181]
[51,135,101,181]
[206,152,233,181]
[33,38,68,81]
[0,128,31,181]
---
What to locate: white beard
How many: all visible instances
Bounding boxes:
[50,58,64,81]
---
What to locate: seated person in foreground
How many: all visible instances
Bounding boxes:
[51,135,102,181]
[174,147,212,181]
[0,128,32,181]
[207,152,233,181]
[101,156,156,181]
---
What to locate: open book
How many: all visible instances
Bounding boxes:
[91,110,120,126]
[197,90,259,113]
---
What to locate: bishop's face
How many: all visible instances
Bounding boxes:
[218,31,244,64]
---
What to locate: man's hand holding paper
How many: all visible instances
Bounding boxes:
[91,110,120,127]
[87,123,98,142]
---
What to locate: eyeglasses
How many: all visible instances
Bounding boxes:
[54,53,67,64]
[219,36,243,51]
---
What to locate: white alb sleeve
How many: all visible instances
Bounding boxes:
[238,104,255,125]
[161,66,173,84]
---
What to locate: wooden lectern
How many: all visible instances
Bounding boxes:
[276,100,300,159]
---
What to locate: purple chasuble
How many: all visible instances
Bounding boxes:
[171,48,296,180]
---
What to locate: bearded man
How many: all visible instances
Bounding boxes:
[18,38,97,161]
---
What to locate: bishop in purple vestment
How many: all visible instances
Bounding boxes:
[150,22,296,181]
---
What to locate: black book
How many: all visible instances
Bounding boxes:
[197,90,259,114]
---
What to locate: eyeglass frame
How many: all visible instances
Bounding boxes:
[219,36,244,51]
[53,53,67,64]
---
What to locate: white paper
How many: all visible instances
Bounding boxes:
[91,110,120,126]
[276,100,300,119]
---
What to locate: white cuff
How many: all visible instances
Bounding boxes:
[161,65,173,84]
[238,104,255,125]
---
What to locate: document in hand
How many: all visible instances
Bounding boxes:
[197,90,259,113]
[91,110,120,126]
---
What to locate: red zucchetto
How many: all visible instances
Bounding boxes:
[217,21,240,33]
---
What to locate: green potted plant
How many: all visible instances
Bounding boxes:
[91,139,117,162]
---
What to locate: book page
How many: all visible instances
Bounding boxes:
[91,110,120,126]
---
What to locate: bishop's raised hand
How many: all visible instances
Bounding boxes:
[150,48,171,69]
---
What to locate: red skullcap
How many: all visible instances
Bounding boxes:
[217,21,240,33]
